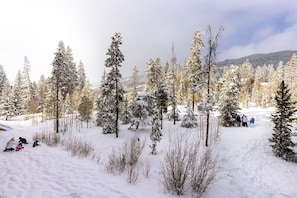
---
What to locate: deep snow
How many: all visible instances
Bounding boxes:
[1,107,297,198]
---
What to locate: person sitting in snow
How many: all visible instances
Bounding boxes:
[19,137,28,144]
[16,142,24,151]
[3,137,15,152]
[242,115,248,127]
[249,117,255,127]
[236,115,241,127]
[33,140,40,147]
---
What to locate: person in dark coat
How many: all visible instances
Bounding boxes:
[236,115,241,127]
[19,137,28,144]
[33,140,40,147]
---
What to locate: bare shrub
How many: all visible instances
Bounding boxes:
[33,130,62,147]
[33,130,96,160]
[91,154,101,164]
[127,164,139,184]
[106,148,127,174]
[143,157,151,178]
[106,134,145,184]
[190,148,217,197]
[124,135,145,166]
[63,137,94,158]
[161,132,198,195]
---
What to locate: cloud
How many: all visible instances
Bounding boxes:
[0,0,297,83]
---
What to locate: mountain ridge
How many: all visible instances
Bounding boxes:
[217,50,297,68]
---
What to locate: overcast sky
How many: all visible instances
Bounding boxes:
[0,0,296,84]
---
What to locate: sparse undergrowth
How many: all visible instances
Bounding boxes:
[161,132,217,197]
[33,130,99,162]
[106,135,146,184]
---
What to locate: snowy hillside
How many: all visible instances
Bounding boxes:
[1,107,297,198]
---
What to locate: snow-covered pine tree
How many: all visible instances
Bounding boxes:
[131,66,139,100]
[238,59,254,108]
[78,82,93,127]
[165,44,179,124]
[77,60,86,91]
[64,46,78,98]
[269,80,297,161]
[12,70,25,115]
[0,65,10,119]
[218,66,241,127]
[145,58,162,93]
[145,58,168,127]
[284,53,297,102]
[96,80,116,133]
[150,106,162,155]
[129,94,150,130]
[251,66,263,107]
[157,75,169,128]
[64,93,73,114]
[0,65,9,97]
[181,98,198,128]
[2,89,16,120]
[36,75,47,115]
[99,32,125,138]
[20,56,33,114]
[119,98,132,125]
[51,41,68,133]
[185,29,204,109]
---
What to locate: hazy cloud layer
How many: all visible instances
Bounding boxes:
[0,0,296,83]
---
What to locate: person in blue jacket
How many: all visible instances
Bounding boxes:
[250,117,255,127]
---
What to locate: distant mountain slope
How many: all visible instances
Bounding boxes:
[217,50,297,67]
[117,50,297,92]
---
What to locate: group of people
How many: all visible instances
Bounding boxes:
[236,115,255,127]
[3,137,40,152]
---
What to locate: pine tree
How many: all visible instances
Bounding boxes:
[180,98,198,128]
[150,106,162,155]
[218,66,241,127]
[51,41,68,133]
[166,44,178,124]
[185,30,204,110]
[63,46,78,99]
[131,66,139,100]
[119,98,132,125]
[97,32,124,137]
[77,60,86,90]
[36,75,47,114]
[284,53,297,101]
[238,59,254,107]
[2,89,16,120]
[145,58,162,93]
[20,56,33,114]
[269,81,297,161]
[12,70,25,115]
[129,94,150,130]
[78,82,93,127]
[0,65,9,97]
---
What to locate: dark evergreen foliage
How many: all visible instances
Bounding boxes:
[78,95,93,122]
[96,33,124,137]
[150,106,162,154]
[269,81,297,161]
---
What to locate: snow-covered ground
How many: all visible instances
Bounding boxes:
[1,107,297,198]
